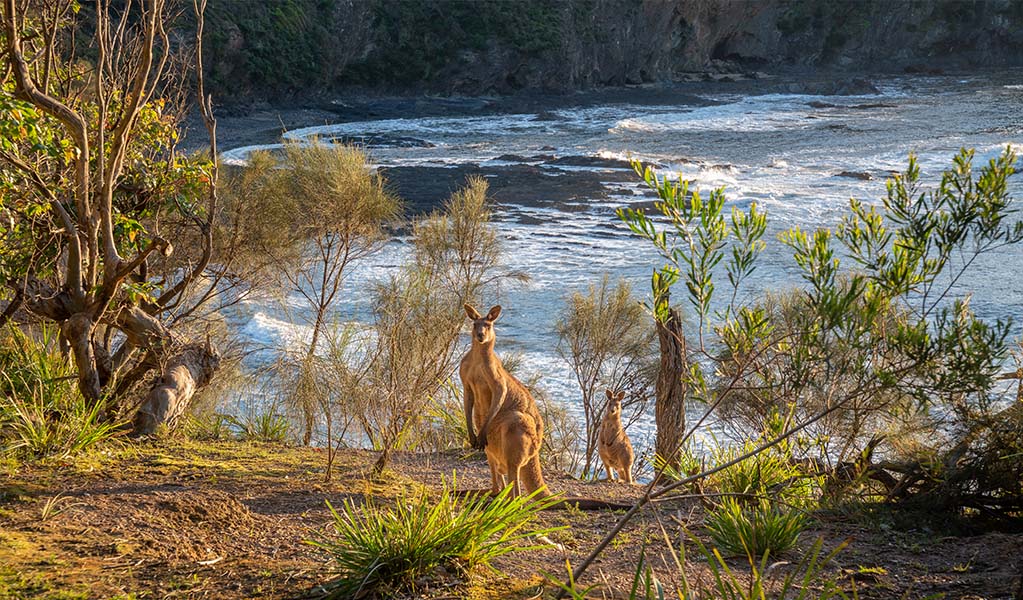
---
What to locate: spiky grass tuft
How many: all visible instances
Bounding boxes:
[307,477,563,598]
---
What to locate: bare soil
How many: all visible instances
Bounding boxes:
[1,439,1020,599]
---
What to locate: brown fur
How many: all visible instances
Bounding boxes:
[460,304,547,498]
[459,305,635,511]
[597,390,635,484]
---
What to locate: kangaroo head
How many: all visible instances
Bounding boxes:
[464,304,502,344]
[605,389,625,417]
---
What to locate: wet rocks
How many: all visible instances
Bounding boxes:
[835,170,874,181]
[380,162,637,215]
[789,78,881,96]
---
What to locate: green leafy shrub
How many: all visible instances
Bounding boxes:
[710,440,818,508]
[620,147,1023,521]
[0,326,123,460]
[307,479,563,598]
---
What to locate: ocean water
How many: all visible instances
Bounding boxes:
[223,73,1023,453]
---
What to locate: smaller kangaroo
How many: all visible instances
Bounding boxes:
[597,389,634,484]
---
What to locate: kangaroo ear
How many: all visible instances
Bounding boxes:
[486,305,502,322]
[605,389,614,401]
[464,304,482,320]
[616,391,626,401]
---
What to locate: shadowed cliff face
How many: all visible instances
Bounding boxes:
[205,0,1023,100]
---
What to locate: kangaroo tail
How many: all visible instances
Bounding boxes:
[523,456,632,510]
[521,454,547,496]
[457,455,632,510]
[544,496,633,510]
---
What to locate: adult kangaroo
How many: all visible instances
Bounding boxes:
[460,304,546,498]
[460,304,631,510]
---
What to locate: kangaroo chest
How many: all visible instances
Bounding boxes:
[600,420,625,446]
[461,352,502,418]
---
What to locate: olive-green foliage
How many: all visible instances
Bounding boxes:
[555,275,655,478]
[621,148,1023,516]
[223,410,291,444]
[205,0,343,96]
[776,0,1023,63]
[183,412,233,442]
[307,480,563,598]
[775,0,876,60]
[362,266,467,452]
[0,326,122,460]
[204,0,564,95]
[227,140,399,447]
[1,84,209,314]
[412,174,509,303]
[183,409,290,444]
[709,440,816,508]
[420,381,469,452]
[702,431,815,561]
[334,176,515,456]
[237,141,399,272]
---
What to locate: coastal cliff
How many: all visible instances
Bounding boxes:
[204,0,1023,99]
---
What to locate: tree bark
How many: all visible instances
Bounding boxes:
[133,341,220,435]
[0,289,23,327]
[61,312,102,402]
[654,306,687,470]
[118,307,220,435]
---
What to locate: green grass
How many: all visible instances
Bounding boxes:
[709,440,817,506]
[0,325,124,461]
[0,565,90,599]
[223,410,290,443]
[706,497,807,560]
[680,536,853,600]
[307,477,564,598]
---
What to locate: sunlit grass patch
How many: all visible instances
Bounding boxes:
[307,478,564,598]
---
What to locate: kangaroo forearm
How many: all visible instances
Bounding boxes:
[480,386,506,431]
[464,391,476,438]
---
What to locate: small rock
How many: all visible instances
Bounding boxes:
[850,102,897,109]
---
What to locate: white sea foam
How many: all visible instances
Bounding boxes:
[610,94,838,134]
[221,74,1023,454]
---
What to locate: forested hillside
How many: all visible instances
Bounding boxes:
[203,0,1023,99]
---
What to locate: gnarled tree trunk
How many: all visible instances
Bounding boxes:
[117,307,220,435]
[2,0,223,435]
[133,341,220,435]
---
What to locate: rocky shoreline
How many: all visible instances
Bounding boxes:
[183,70,874,210]
[185,68,887,152]
[185,67,1015,214]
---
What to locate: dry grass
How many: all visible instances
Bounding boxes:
[0,439,1019,599]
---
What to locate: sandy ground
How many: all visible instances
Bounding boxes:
[1,438,1020,599]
